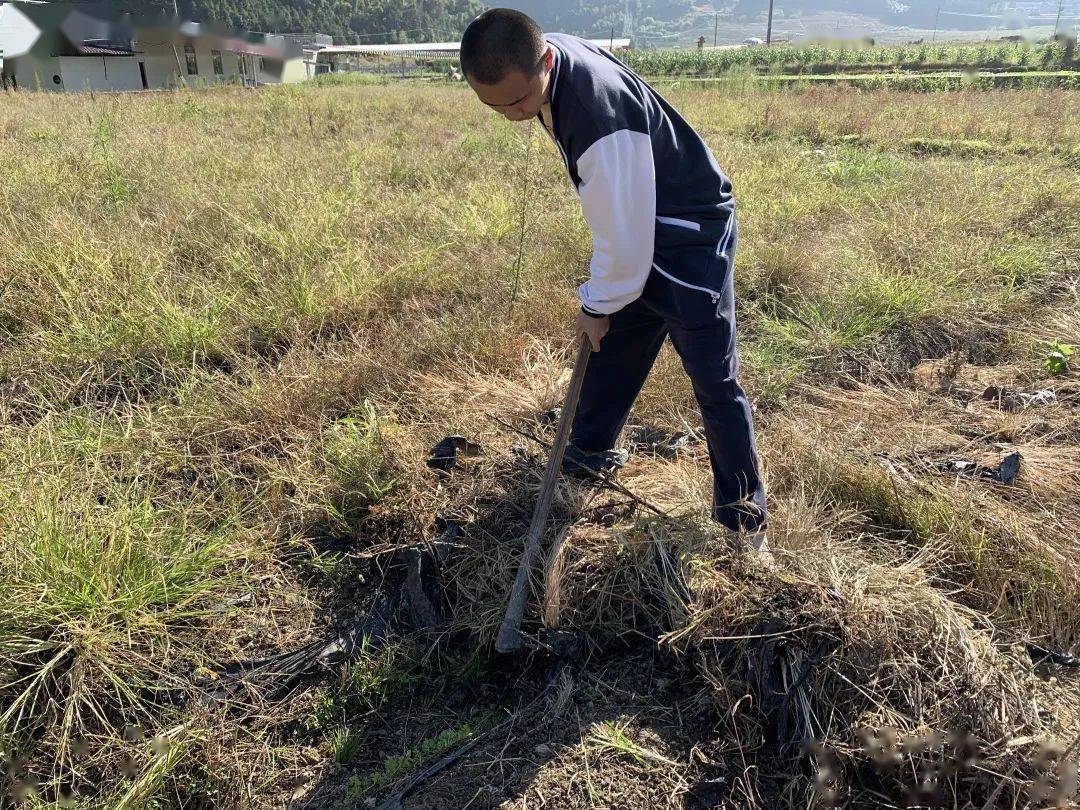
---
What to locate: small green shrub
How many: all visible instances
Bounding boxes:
[1043,342,1075,375]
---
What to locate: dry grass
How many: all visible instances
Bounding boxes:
[0,80,1077,807]
[393,354,1070,806]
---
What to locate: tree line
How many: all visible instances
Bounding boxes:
[133,0,485,42]
[123,0,701,42]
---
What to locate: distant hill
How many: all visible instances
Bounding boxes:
[497,1,693,39]
[500,0,1016,37]
[120,0,696,43]
[120,0,1031,44]
[728,0,1018,30]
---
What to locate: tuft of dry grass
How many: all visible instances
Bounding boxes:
[770,379,1080,647]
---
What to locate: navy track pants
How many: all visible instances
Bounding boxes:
[570,235,767,532]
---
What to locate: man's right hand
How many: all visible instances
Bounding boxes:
[576,309,609,352]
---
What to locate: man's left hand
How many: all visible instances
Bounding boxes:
[576,310,609,352]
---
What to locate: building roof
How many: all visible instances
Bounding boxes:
[74,41,135,56]
[319,41,460,58]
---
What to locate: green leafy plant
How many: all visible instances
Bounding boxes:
[1043,342,1075,375]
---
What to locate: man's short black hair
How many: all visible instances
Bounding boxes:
[460,9,546,85]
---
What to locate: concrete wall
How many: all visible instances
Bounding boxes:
[247,55,306,85]
[131,43,243,90]
[57,56,106,91]
[102,58,143,91]
[140,49,182,89]
[188,44,214,83]
[8,53,62,90]
[10,56,145,92]
[279,57,307,84]
[202,46,247,85]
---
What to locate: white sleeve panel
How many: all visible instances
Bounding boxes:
[575,129,656,316]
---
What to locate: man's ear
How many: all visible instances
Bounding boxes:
[543,46,555,72]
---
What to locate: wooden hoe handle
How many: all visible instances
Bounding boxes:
[495,335,592,653]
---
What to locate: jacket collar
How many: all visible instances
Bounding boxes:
[547,38,563,107]
[541,39,564,140]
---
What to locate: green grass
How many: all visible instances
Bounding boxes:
[104,729,196,810]
[346,722,476,799]
[0,471,234,774]
[586,720,677,766]
[322,403,395,497]
[331,727,365,766]
[308,640,423,732]
[308,71,391,87]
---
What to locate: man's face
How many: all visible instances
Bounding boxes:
[467,47,554,122]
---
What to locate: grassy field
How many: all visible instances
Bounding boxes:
[1,81,1078,808]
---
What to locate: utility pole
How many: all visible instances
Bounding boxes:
[714,12,719,47]
[766,0,775,44]
[932,5,941,42]
[1053,0,1064,38]
[610,24,615,50]
[173,0,179,18]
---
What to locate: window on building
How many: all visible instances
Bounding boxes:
[184,44,198,76]
[211,50,223,76]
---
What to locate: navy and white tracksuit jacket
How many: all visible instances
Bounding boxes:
[542,34,767,532]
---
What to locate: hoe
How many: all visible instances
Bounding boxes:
[495,334,591,654]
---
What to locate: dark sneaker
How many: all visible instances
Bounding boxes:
[561,445,629,480]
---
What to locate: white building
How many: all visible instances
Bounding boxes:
[0,1,310,92]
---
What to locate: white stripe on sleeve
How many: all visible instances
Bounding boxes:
[575,129,656,316]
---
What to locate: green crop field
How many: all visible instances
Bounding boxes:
[622,39,1077,76]
[1,81,1078,808]
[660,69,1080,91]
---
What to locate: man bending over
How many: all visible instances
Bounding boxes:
[460,9,769,552]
